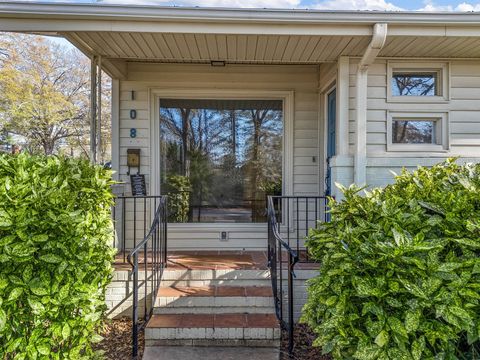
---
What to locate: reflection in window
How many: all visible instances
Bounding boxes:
[392,120,435,144]
[392,72,438,96]
[159,99,283,223]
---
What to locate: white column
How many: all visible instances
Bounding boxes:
[111,79,120,181]
[336,56,350,156]
[97,56,102,163]
[90,55,97,163]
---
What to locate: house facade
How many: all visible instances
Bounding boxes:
[2,3,480,251]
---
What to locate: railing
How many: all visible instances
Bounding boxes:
[267,196,298,356]
[126,196,168,359]
[267,195,328,357]
[268,195,329,262]
[112,195,165,263]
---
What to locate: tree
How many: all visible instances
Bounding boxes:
[0,33,111,159]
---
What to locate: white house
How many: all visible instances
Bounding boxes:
[3,2,480,250]
[2,3,480,357]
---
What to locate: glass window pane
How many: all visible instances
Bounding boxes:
[392,120,435,144]
[159,98,283,223]
[392,72,438,96]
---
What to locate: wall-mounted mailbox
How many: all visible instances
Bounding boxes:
[127,148,140,175]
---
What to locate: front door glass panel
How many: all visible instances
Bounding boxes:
[159,98,283,223]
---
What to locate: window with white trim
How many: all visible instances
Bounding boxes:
[387,112,448,152]
[387,62,449,102]
[391,72,439,96]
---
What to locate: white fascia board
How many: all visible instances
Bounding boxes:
[0,18,372,36]
[2,2,480,26]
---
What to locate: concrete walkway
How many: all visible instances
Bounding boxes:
[143,346,280,360]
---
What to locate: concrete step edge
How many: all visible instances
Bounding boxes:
[153,307,276,314]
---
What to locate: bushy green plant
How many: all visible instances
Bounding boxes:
[167,174,191,223]
[0,154,115,359]
[303,159,480,360]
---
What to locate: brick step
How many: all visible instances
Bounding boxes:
[154,286,274,314]
[161,279,271,287]
[162,269,270,283]
[145,313,280,347]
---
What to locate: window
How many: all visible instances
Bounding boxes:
[387,62,449,102]
[392,120,435,144]
[391,72,438,96]
[387,112,448,152]
[159,98,283,223]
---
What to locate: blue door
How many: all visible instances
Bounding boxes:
[325,89,336,197]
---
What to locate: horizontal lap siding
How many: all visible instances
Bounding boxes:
[345,59,480,189]
[118,63,321,249]
[450,62,480,151]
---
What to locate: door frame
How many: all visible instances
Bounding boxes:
[148,88,294,230]
[322,83,337,196]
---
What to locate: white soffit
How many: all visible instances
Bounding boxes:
[63,31,480,64]
[64,32,372,63]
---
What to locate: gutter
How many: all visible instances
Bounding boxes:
[354,23,387,186]
[1,2,480,25]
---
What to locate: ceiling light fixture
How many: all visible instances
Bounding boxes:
[211,60,226,67]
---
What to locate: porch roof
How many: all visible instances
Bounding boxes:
[2,2,480,79]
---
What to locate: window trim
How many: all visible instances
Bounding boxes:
[387,111,449,152]
[387,61,449,103]
[149,88,295,228]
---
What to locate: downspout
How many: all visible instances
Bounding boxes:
[354,23,387,185]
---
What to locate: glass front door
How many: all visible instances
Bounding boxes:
[159,98,283,223]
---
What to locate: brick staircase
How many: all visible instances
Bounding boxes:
[144,251,280,349]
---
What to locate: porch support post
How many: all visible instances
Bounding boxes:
[97,55,102,163]
[111,79,120,181]
[90,55,98,163]
[336,56,349,156]
[354,23,387,185]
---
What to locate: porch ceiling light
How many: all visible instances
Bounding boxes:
[211,60,226,67]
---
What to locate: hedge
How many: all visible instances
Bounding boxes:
[303,159,480,360]
[0,154,115,359]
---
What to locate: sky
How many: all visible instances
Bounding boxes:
[12,0,480,12]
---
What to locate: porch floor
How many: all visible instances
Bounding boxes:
[114,250,318,271]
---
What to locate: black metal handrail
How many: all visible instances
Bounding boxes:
[267,196,298,357]
[127,195,168,359]
[268,195,329,262]
[267,195,329,357]
[112,195,165,263]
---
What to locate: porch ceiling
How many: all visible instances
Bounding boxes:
[64,31,480,67]
[64,32,372,64]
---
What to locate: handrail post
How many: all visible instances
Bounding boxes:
[287,251,298,358]
[132,254,139,359]
[125,195,168,359]
[163,199,168,267]
[266,195,326,359]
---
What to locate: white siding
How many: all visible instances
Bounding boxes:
[117,63,322,249]
[333,58,480,190]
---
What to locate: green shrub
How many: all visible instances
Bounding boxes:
[303,159,480,360]
[0,154,115,359]
[167,174,191,223]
